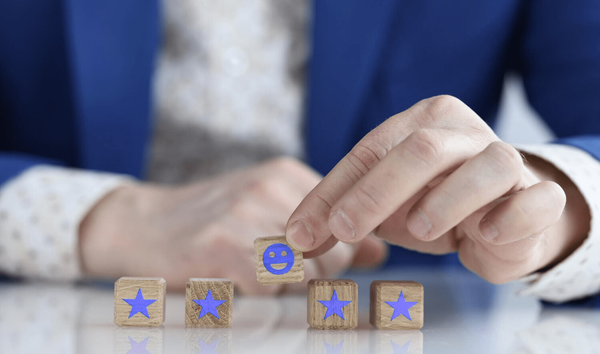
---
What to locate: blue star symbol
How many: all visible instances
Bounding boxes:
[123,288,156,319]
[318,290,352,320]
[193,289,227,319]
[196,338,219,354]
[324,340,344,354]
[385,291,418,321]
[126,336,151,354]
[390,340,411,354]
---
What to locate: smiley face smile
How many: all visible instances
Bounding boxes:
[270,263,288,270]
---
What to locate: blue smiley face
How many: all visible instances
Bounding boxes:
[263,243,295,275]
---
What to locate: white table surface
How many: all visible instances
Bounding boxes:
[1,267,598,354]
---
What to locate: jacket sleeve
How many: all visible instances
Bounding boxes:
[0,152,65,186]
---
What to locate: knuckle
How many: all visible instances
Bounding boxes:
[346,139,388,179]
[485,141,523,180]
[404,129,443,166]
[420,95,463,121]
[202,226,236,248]
[246,176,278,196]
[267,157,321,187]
[353,182,385,214]
[230,198,253,219]
[269,156,300,170]
[351,139,388,169]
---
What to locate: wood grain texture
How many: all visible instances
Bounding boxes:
[370,281,424,330]
[308,279,358,330]
[254,236,304,285]
[114,277,166,327]
[185,278,233,328]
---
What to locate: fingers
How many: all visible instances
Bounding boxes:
[285,137,396,251]
[285,101,428,252]
[286,95,493,252]
[327,129,476,244]
[457,181,566,284]
[458,235,546,284]
[478,181,566,245]
[405,141,525,241]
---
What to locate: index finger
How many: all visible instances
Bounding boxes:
[285,95,493,252]
[284,109,416,251]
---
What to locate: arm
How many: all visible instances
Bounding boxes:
[0,154,131,279]
[1,154,387,292]
[285,0,600,303]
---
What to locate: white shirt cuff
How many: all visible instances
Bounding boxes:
[0,165,132,280]
[513,143,600,302]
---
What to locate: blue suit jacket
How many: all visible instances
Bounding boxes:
[1,0,600,302]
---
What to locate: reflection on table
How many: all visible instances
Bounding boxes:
[1,267,598,353]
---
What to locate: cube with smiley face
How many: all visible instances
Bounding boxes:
[254,236,304,285]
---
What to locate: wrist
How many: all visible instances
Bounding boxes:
[78,183,164,277]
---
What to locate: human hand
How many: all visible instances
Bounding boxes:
[286,96,590,283]
[79,158,387,293]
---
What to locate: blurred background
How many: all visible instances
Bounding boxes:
[496,74,554,145]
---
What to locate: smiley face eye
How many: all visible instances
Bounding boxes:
[281,251,287,257]
[269,252,275,257]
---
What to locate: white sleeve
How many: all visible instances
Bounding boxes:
[513,143,600,302]
[0,165,132,280]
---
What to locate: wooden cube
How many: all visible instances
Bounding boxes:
[254,236,304,285]
[185,278,234,328]
[308,279,358,330]
[370,281,424,330]
[114,277,166,327]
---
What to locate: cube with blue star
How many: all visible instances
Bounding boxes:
[370,281,424,330]
[308,279,358,330]
[185,278,234,328]
[114,277,166,327]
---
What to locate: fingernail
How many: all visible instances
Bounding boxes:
[287,221,314,249]
[406,209,432,239]
[479,218,498,242]
[329,210,355,241]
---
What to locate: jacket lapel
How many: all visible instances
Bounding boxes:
[63,0,160,177]
[307,0,398,175]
